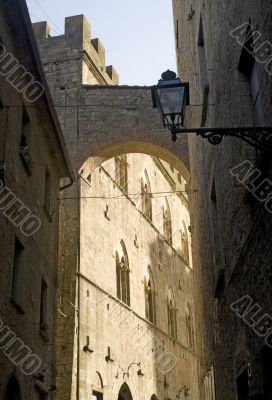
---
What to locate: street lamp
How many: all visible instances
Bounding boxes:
[152,70,272,150]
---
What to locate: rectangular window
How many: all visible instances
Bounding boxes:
[198,16,209,126]
[11,236,24,310]
[238,24,263,127]
[210,180,224,283]
[176,19,179,49]
[19,107,31,174]
[40,278,48,330]
[249,63,263,126]
[44,167,51,214]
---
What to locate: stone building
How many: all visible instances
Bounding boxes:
[33,14,199,400]
[75,153,198,400]
[0,0,73,399]
[173,0,272,399]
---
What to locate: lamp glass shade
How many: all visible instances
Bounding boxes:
[155,79,188,128]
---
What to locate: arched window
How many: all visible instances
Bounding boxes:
[92,371,103,400]
[186,304,194,350]
[163,199,172,245]
[167,289,177,339]
[5,377,22,400]
[115,155,128,193]
[116,241,130,306]
[145,268,156,324]
[118,382,133,400]
[151,396,158,400]
[181,222,189,264]
[141,170,152,221]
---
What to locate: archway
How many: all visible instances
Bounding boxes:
[5,377,21,400]
[118,383,133,400]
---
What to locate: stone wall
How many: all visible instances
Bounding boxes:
[0,0,72,399]
[173,0,272,399]
[75,154,198,400]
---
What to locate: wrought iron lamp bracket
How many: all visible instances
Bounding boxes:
[169,126,272,151]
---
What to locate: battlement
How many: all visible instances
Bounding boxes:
[32,15,119,85]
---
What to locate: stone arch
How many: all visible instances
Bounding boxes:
[4,376,22,400]
[80,140,189,182]
[118,382,133,400]
[151,395,158,400]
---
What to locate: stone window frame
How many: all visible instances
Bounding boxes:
[116,240,130,307]
[141,169,153,221]
[144,266,156,324]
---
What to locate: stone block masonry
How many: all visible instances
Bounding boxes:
[33,15,119,88]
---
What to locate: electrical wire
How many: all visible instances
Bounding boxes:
[30,0,63,35]
[60,189,197,201]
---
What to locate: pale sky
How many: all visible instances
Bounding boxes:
[26,0,177,86]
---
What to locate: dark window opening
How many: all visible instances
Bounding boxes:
[44,167,51,215]
[238,24,263,127]
[236,368,249,400]
[197,16,209,125]
[19,106,31,175]
[11,236,24,311]
[261,346,272,400]
[40,278,48,330]
[92,391,103,400]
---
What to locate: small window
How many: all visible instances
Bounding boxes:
[20,107,31,175]
[197,16,209,126]
[116,241,130,306]
[141,170,152,221]
[163,199,172,245]
[44,167,51,214]
[40,278,48,330]
[198,16,209,89]
[177,172,182,184]
[167,291,177,340]
[186,304,194,350]
[238,24,263,127]
[181,223,189,265]
[167,299,177,340]
[115,155,128,193]
[11,236,24,310]
[145,269,156,324]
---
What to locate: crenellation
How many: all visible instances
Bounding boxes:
[32,20,50,39]
[106,65,119,84]
[65,15,91,46]
[33,15,119,86]
[91,38,106,67]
